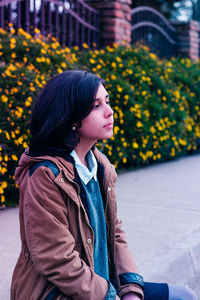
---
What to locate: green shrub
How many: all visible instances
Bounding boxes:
[1,27,200,206]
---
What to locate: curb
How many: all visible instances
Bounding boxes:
[139,226,200,286]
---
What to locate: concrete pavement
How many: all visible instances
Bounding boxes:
[1,154,200,299]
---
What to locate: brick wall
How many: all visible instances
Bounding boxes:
[85,1,200,59]
[85,0,132,46]
[172,20,200,60]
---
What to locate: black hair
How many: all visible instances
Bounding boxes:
[29,70,104,156]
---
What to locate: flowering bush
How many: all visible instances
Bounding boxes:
[80,45,200,169]
[1,27,200,206]
[0,26,77,206]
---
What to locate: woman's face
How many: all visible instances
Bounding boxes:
[78,83,114,144]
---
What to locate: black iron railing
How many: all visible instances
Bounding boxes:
[131,6,177,58]
[0,0,100,48]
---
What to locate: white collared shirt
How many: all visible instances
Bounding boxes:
[70,149,97,185]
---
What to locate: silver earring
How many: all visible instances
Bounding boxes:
[72,126,76,131]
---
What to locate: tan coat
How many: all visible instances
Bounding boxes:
[11,148,144,300]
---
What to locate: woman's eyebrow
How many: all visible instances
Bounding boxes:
[95,94,110,101]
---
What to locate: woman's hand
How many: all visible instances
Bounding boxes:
[121,293,141,300]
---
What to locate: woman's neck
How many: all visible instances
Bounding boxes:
[74,141,94,167]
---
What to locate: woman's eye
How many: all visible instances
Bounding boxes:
[93,104,100,109]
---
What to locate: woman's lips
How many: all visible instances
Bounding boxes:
[104,123,113,128]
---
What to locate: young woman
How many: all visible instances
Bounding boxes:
[11,70,197,300]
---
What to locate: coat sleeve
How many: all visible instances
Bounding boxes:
[23,166,110,300]
[114,216,144,299]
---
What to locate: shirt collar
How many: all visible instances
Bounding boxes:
[70,149,97,185]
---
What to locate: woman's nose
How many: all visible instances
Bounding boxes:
[104,105,113,118]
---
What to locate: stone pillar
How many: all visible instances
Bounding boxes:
[172,20,200,60]
[85,0,132,46]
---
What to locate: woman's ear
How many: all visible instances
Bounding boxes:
[73,122,81,129]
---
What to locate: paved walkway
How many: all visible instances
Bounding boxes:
[1,154,200,299]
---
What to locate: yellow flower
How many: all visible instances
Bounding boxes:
[9,64,17,71]
[57,68,63,74]
[65,47,71,53]
[111,74,117,80]
[25,99,32,107]
[5,131,10,140]
[96,64,102,70]
[179,138,187,146]
[0,166,7,175]
[23,40,28,47]
[1,95,8,103]
[146,151,153,158]
[173,90,180,100]
[157,89,162,95]
[82,43,89,49]
[29,86,36,91]
[127,69,133,75]
[41,49,46,54]
[114,161,118,169]
[61,62,67,68]
[89,58,96,64]
[157,153,161,159]
[11,154,18,161]
[10,38,16,49]
[133,142,139,149]
[149,53,157,60]
[141,91,147,96]
[15,129,20,134]
[10,28,15,34]
[111,62,116,68]
[23,142,28,148]
[144,110,150,118]
[11,131,16,138]
[106,46,114,52]
[150,126,156,134]
[34,28,40,34]
[15,107,23,118]
[136,121,143,128]
[122,157,127,164]
[4,154,9,162]
[117,85,122,93]
[1,181,7,189]
[1,195,5,203]
[116,56,121,62]
[114,126,120,135]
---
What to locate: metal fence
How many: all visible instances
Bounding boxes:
[0,0,100,48]
[131,6,177,58]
